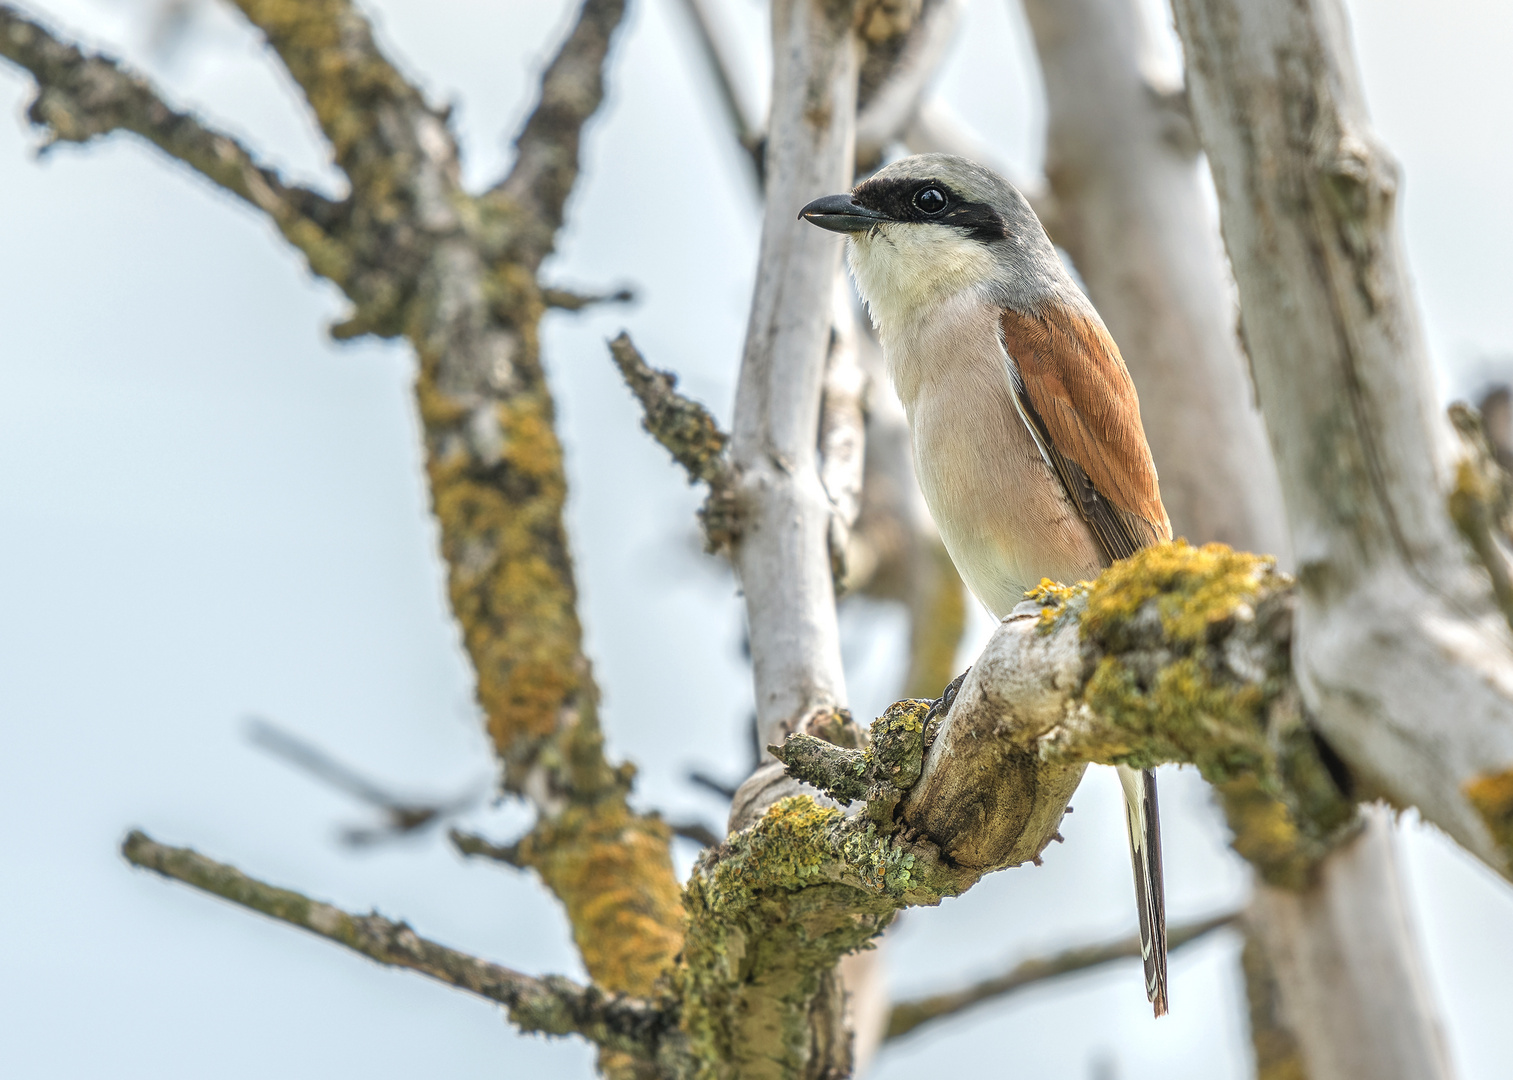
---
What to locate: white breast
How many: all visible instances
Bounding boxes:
[862,286,1105,618]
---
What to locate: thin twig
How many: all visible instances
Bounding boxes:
[669,820,723,848]
[121,831,674,1056]
[246,717,479,844]
[884,911,1239,1041]
[0,5,349,282]
[609,331,739,551]
[542,285,635,311]
[671,0,764,181]
[688,769,739,801]
[450,828,524,867]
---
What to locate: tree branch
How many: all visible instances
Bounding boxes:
[120,831,676,1059]
[544,284,634,311]
[671,0,764,180]
[0,4,350,282]
[1171,0,1513,887]
[884,911,1239,1041]
[608,332,738,552]
[491,0,626,267]
[854,0,965,168]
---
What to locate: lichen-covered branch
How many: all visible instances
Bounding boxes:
[121,831,679,1061]
[0,5,349,282]
[608,332,739,552]
[1,0,688,1017]
[1171,0,1513,889]
[883,911,1238,1041]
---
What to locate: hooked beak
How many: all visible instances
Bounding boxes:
[798,193,889,234]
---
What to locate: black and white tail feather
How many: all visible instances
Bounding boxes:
[1117,764,1168,1016]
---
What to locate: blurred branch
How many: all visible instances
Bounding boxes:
[1448,402,1513,631]
[543,284,635,311]
[608,331,739,552]
[884,911,1239,1041]
[0,5,350,282]
[121,831,673,1057]
[668,820,723,848]
[854,0,964,168]
[450,828,524,867]
[246,717,478,845]
[672,0,764,179]
[7,0,687,1003]
[819,277,868,590]
[687,768,739,801]
[1480,385,1513,480]
[491,0,626,265]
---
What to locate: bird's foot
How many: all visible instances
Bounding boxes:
[924,668,970,727]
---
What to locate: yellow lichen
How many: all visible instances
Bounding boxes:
[1083,541,1275,643]
[518,801,685,997]
[1465,768,1513,865]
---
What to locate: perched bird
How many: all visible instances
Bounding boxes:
[801,153,1172,1016]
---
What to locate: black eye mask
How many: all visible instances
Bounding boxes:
[850,177,1009,243]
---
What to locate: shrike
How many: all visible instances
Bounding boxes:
[802,153,1172,1016]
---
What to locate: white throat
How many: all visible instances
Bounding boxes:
[847,222,998,346]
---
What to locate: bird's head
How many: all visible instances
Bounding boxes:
[799,153,1066,330]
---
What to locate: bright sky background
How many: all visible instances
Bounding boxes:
[2,1,1511,1077]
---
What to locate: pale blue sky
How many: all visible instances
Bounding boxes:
[1,1,1510,1077]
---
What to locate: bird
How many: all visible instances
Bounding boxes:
[800,153,1172,1016]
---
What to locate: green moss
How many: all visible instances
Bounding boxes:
[676,796,962,1078]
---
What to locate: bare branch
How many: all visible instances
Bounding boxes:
[246,717,478,844]
[884,911,1238,1041]
[543,285,634,311]
[608,332,739,552]
[1171,0,1513,884]
[450,828,524,867]
[668,820,723,848]
[121,831,675,1058]
[226,0,435,184]
[493,0,627,265]
[672,0,763,178]
[0,4,349,282]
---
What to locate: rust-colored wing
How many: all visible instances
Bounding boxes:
[1000,304,1171,562]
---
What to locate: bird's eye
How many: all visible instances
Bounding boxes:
[913,186,947,215]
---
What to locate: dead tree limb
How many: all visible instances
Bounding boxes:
[884,910,1238,1041]
[1,0,685,1024]
[121,831,685,1063]
[1170,0,1513,879]
[0,6,349,281]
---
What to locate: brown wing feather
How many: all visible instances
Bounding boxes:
[1000,305,1171,563]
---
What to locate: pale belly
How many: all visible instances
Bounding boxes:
[887,299,1106,619]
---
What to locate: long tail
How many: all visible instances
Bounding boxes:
[1116,764,1168,1017]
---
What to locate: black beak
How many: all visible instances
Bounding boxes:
[798,193,890,233]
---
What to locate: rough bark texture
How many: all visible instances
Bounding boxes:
[1017,3,1448,1074]
[1170,0,1513,872]
[728,0,859,756]
[1,0,683,1037]
[1168,0,1513,1075]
